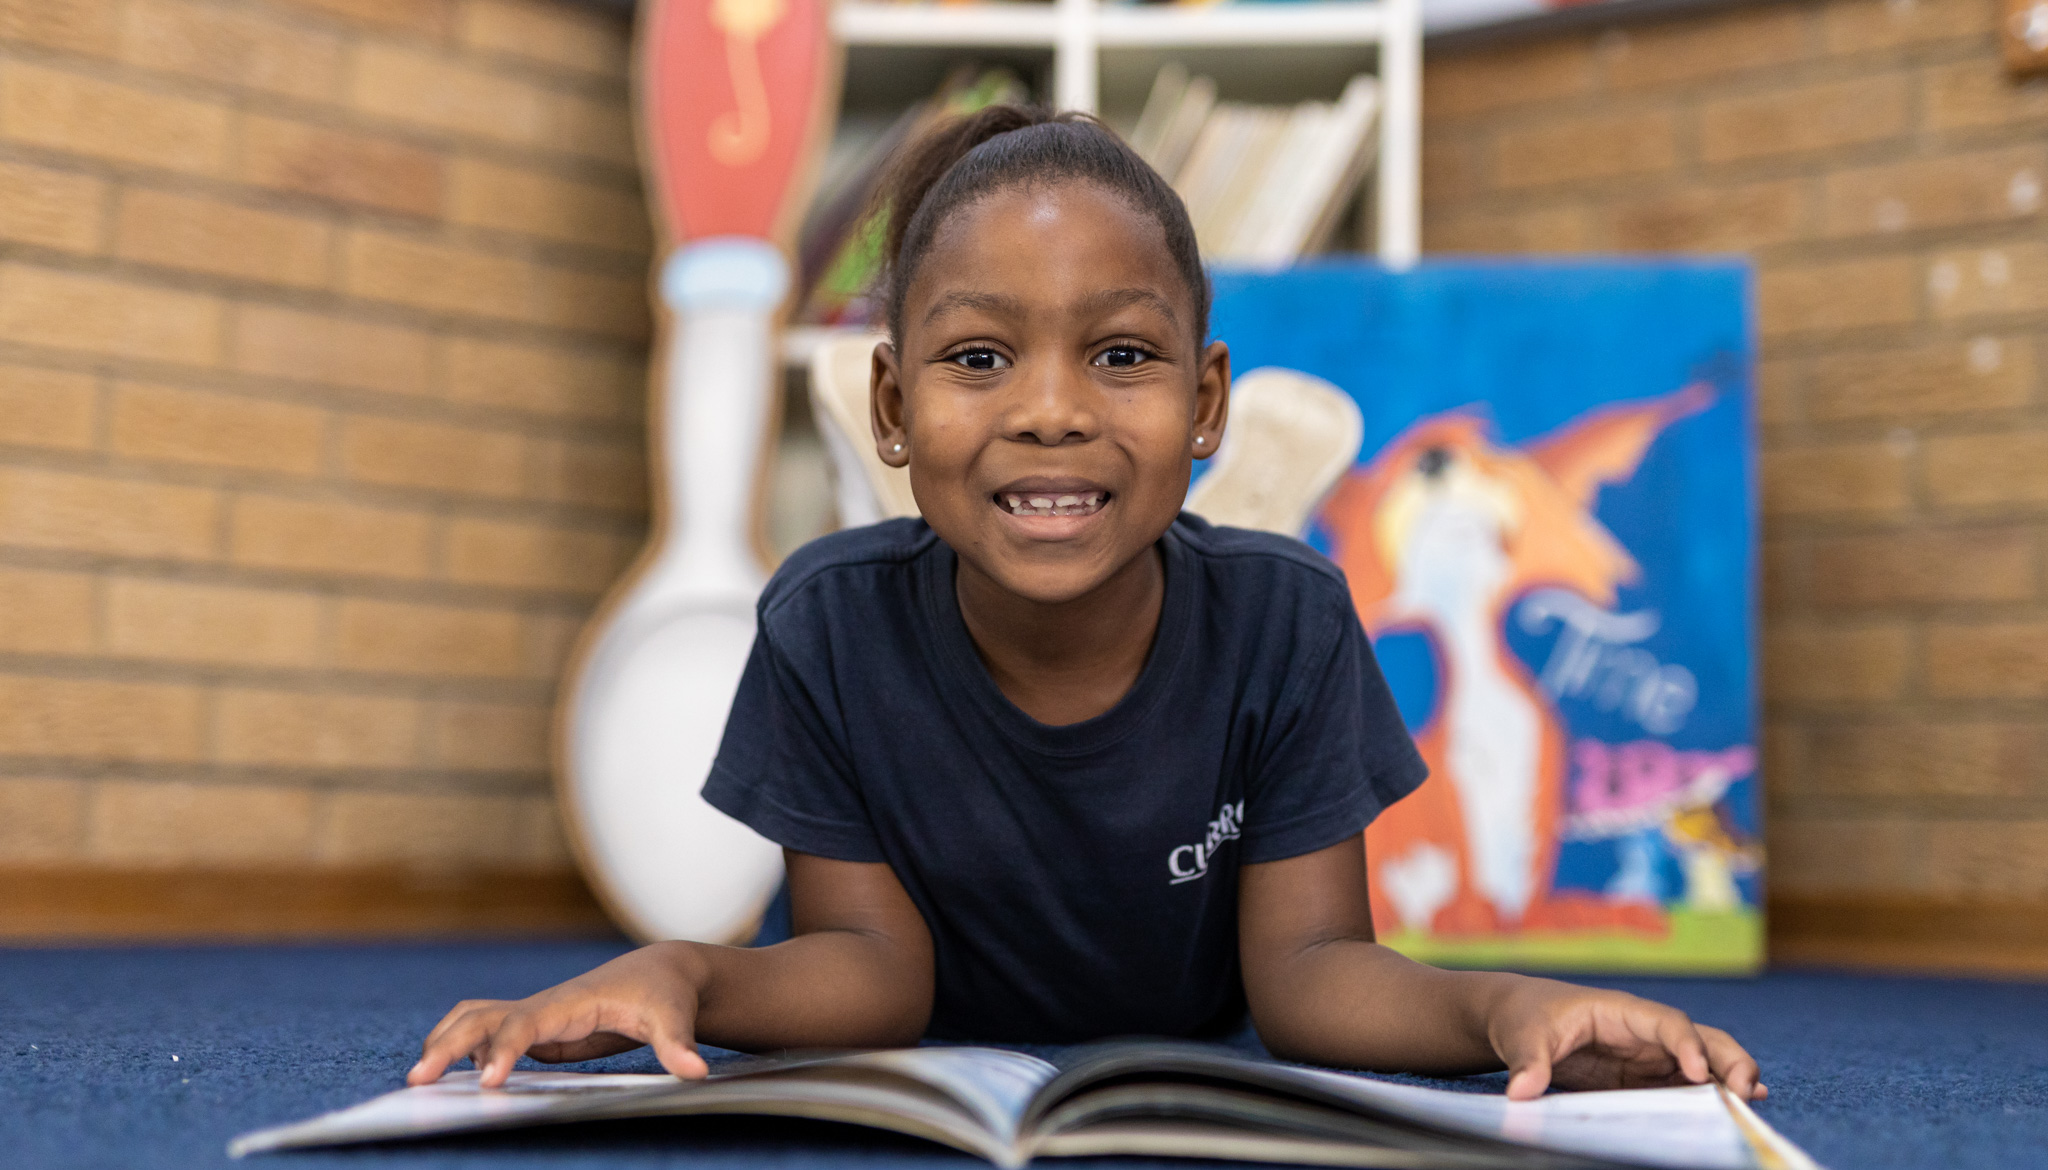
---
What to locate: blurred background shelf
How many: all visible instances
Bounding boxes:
[831,0,1418,269]
[834,1,1060,46]
[833,2,1393,46]
[1094,3,1389,45]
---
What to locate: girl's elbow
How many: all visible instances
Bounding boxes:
[875,995,932,1047]
[1243,993,1323,1064]
[865,969,933,1047]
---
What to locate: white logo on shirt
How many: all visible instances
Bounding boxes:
[1168,800,1244,885]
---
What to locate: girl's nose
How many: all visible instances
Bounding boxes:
[1005,360,1099,446]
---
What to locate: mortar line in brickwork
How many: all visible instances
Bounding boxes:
[0,451,638,533]
[0,653,559,703]
[0,556,609,633]
[1,226,648,334]
[0,761,560,800]
[0,385,644,483]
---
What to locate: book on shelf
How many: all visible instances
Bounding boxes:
[229,1039,1819,1169]
[1134,65,1382,265]
[1128,62,1216,179]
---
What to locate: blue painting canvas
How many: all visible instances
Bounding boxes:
[1209,260,1760,972]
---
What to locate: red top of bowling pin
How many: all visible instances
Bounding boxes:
[640,0,835,249]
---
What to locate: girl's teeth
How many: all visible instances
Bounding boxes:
[1001,491,1106,517]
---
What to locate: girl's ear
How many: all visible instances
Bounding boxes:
[871,341,910,468]
[1192,339,1230,460]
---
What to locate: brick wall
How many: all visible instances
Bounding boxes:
[1425,0,2048,927]
[0,0,650,915]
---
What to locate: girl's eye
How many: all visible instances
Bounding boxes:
[949,349,1009,372]
[1096,345,1152,369]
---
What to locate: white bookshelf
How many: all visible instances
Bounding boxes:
[830,0,1421,270]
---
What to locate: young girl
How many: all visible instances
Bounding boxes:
[411,107,1765,1105]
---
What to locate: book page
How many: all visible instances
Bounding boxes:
[1035,1120,1513,1169]
[1285,1070,1757,1170]
[228,1071,678,1156]
[1031,1083,1557,1167]
[833,1047,1058,1144]
[229,1049,1058,1161]
[1029,1043,1809,1170]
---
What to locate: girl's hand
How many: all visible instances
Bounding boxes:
[1485,978,1765,1102]
[408,942,711,1088]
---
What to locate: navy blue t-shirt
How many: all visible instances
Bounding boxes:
[703,514,1426,1044]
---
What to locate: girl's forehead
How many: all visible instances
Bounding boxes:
[940,180,1153,242]
[908,183,1195,325]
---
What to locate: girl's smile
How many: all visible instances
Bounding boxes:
[995,477,1110,530]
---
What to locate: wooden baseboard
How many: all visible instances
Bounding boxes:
[5,871,2042,978]
[0,866,622,943]
[1768,893,2048,978]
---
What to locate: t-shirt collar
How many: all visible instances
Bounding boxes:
[918,520,1196,759]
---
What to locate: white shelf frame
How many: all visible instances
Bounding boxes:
[831,0,1420,269]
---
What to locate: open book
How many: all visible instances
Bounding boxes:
[231,1041,1819,1169]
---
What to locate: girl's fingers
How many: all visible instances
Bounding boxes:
[1497,1023,1560,1101]
[1504,1053,1554,1100]
[476,1010,543,1089]
[1645,1008,1710,1085]
[647,1013,710,1081]
[409,1006,505,1085]
[529,1034,636,1064]
[406,1051,451,1086]
[1699,1025,1764,1100]
[419,1000,499,1059]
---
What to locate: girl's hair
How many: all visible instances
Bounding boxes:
[877,105,1209,343]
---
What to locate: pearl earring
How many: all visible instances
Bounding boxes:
[1194,436,1205,446]
[891,443,903,453]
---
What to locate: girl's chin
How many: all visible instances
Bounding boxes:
[964,543,1161,611]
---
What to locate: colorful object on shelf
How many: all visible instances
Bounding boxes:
[641,0,835,241]
[1209,259,1760,973]
[557,0,837,945]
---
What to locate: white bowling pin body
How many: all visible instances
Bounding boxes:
[561,237,789,944]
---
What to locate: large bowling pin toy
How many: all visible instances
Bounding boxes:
[557,0,837,943]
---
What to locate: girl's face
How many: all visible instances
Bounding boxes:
[870,182,1230,605]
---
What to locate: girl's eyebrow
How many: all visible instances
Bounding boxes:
[923,287,1181,328]
[1079,287,1180,326]
[923,290,1023,325]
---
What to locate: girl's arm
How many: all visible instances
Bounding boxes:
[409,850,933,1087]
[1237,838,1764,1100]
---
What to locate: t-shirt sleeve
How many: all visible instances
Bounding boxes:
[1238,603,1428,865]
[701,622,886,864]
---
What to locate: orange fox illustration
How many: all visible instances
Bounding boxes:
[1323,384,1712,938]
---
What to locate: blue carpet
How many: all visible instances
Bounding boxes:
[2,941,2042,1170]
